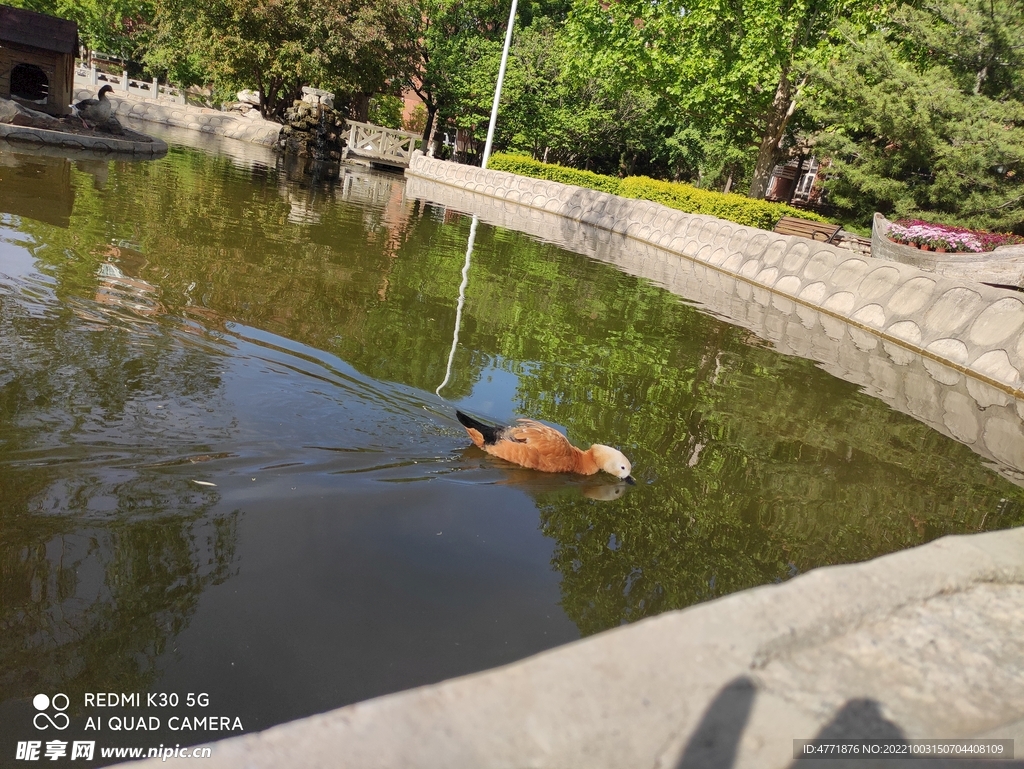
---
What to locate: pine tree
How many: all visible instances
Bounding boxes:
[807,0,1024,232]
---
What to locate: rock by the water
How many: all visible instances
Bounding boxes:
[279,98,344,160]
[0,97,62,130]
[237,89,261,106]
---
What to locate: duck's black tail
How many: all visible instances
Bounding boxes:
[456,410,502,445]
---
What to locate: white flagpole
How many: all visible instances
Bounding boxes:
[480,0,518,169]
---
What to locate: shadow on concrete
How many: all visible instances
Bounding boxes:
[674,676,756,769]
[671,682,1022,769]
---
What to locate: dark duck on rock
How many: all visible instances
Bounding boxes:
[72,84,113,129]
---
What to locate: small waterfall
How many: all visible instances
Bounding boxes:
[278,87,344,168]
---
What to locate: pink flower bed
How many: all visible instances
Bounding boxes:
[887,220,1024,253]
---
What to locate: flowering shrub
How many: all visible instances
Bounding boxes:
[887,220,1024,253]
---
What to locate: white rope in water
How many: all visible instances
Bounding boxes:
[436,214,479,397]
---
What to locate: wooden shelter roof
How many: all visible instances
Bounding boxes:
[0,5,78,55]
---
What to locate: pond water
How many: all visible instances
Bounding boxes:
[1,142,1022,756]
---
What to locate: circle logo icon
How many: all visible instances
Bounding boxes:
[33,693,70,730]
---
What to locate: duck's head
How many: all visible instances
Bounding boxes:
[98,84,113,98]
[591,444,634,483]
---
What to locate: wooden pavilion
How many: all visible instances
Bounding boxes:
[0,4,78,116]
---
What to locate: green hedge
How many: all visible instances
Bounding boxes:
[487,153,830,230]
[487,154,622,195]
[620,176,829,230]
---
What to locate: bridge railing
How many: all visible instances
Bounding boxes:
[345,121,420,167]
[74,58,186,104]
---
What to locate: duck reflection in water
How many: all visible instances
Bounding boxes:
[453,451,633,502]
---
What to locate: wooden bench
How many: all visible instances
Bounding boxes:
[773,215,842,244]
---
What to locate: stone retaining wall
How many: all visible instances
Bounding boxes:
[405,153,1024,404]
[404,175,1024,482]
[0,121,167,154]
[73,86,283,147]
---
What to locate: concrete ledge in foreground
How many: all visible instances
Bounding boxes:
[128,527,1024,768]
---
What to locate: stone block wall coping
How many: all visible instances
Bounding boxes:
[126,526,1024,768]
[406,152,1024,403]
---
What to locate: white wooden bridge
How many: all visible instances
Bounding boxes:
[344,121,420,168]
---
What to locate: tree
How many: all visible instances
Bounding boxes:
[559,0,887,193]
[4,0,154,63]
[146,0,417,118]
[407,0,507,147]
[806,1,1024,231]
[499,19,668,175]
[408,0,570,152]
[670,0,885,198]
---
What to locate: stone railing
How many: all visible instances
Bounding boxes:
[74,61,185,104]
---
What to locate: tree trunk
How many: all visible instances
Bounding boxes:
[349,94,370,123]
[748,69,800,199]
[421,102,436,147]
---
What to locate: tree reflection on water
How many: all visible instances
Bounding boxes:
[1,144,1022,716]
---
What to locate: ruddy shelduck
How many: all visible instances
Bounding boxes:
[456,411,634,483]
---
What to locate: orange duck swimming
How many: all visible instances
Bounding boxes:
[456,410,634,483]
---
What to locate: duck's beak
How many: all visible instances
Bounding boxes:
[624,475,636,485]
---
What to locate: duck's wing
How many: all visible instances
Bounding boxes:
[489,419,581,473]
[73,97,98,110]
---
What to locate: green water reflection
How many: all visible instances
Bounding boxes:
[1,145,1022,733]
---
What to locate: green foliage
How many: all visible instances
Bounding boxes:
[409,0,522,147]
[145,0,417,118]
[562,0,883,194]
[404,103,428,134]
[806,2,1024,231]
[620,177,830,229]
[499,17,667,176]
[488,153,622,194]
[6,0,154,62]
[368,95,404,130]
[488,153,829,228]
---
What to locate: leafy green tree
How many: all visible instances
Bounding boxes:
[408,0,570,150]
[60,0,155,61]
[408,0,512,150]
[368,94,404,129]
[145,0,417,118]
[551,0,885,192]
[4,0,154,62]
[806,1,1024,231]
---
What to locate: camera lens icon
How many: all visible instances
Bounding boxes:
[33,693,70,730]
